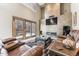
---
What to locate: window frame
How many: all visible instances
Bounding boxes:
[12,16,36,39]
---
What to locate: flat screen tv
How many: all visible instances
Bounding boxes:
[46,17,57,25]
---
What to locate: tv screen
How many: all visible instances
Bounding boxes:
[46,17,57,25]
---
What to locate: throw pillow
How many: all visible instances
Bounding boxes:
[0,40,8,56]
[0,48,8,56]
[63,38,75,49]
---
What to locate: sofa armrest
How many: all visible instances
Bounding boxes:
[76,48,79,56]
[4,41,25,52]
[3,38,17,44]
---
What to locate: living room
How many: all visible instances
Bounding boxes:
[0,3,79,56]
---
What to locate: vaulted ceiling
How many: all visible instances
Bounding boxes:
[22,3,40,12]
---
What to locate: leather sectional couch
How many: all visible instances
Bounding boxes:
[66,30,79,55]
[2,38,43,56]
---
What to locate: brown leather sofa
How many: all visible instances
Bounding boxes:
[58,30,79,55]
[66,30,79,55]
[3,37,43,56]
[8,45,43,56]
[3,38,25,52]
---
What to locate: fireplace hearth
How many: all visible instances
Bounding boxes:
[46,32,57,36]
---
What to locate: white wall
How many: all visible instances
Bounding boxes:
[71,3,79,29]
[0,3,41,40]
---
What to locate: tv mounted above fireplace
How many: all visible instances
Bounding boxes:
[46,17,57,25]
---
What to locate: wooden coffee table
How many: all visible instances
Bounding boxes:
[47,38,79,56]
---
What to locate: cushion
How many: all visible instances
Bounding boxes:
[22,46,43,56]
[0,40,4,46]
[0,48,8,56]
[0,40,8,56]
[67,35,74,41]
[20,45,31,51]
[0,40,4,50]
[69,30,74,38]
[74,31,79,42]
[63,38,75,49]
[76,41,79,48]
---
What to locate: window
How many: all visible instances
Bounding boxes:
[26,22,32,37]
[32,23,36,36]
[12,16,36,39]
[25,22,36,37]
[15,20,24,36]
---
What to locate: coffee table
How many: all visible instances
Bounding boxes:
[47,38,79,56]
